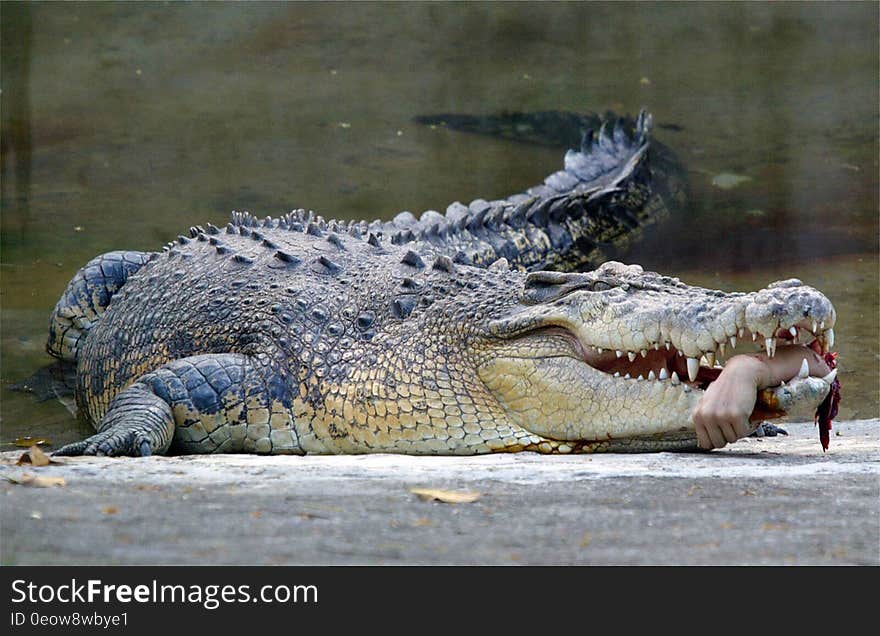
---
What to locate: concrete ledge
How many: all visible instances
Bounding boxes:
[1,419,877,565]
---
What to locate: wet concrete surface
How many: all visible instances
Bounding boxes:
[1,419,876,565]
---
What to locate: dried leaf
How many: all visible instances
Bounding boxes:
[14,436,52,448]
[4,473,66,488]
[410,488,481,504]
[17,445,51,467]
[34,476,66,487]
[411,517,434,527]
[762,522,788,532]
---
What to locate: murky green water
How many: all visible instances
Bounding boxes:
[1,2,877,450]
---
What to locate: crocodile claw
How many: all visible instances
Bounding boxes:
[54,428,157,457]
[750,422,789,438]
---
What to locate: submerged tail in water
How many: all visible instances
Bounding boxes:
[9,359,78,416]
[413,110,606,150]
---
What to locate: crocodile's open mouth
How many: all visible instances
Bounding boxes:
[578,322,837,392]
[496,318,838,404]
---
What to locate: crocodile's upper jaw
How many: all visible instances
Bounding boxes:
[579,323,834,389]
[478,261,837,443]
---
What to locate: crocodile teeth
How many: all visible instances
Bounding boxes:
[670,371,681,385]
[797,358,810,379]
[623,373,631,380]
[729,335,737,349]
[659,367,669,380]
[648,370,656,380]
[812,321,818,333]
[826,328,835,349]
[686,357,700,382]
[654,342,660,350]
[765,337,777,358]
[718,342,726,357]
[665,342,671,350]
[789,326,798,337]
[616,350,623,358]
[704,351,716,367]
[628,351,637,362]
[738,328,744,338]
[613,372,620,378]
[820,321,825,329]
[822,369,838,383]
[596,347,603,354]
[640,349,648,358]
[636,374,644,381]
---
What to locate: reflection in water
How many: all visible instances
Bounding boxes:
[0,3,876,449]
[0,2,33,230]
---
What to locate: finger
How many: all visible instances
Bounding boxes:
[733,418,753,439]
[697,430,712,450]
[694,419,712,450]
[706,423,727,449]
[719,420,740,443]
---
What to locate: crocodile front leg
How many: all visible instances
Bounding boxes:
[54,381,175,456]
[55,353,301,456]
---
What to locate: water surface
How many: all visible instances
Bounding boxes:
[1,2,877,449]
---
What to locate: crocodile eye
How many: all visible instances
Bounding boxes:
[591,281,613,292]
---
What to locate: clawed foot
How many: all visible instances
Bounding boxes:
[749,422,788,438]
[54,428,156,457]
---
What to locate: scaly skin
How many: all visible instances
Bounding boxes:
[46,110,682,363]
[50,220,837,457]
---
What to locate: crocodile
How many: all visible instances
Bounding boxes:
[47,210,837,456]
[41,109,837,456]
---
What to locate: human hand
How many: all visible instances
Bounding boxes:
[692,346,831,450]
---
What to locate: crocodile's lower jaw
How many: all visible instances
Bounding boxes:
[480,353,702,442]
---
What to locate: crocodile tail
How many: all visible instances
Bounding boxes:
[505,109,661,270]
[385,110,681,271]
[532,109,654,211]
[47,250,154,362]
[228,110,685,273]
